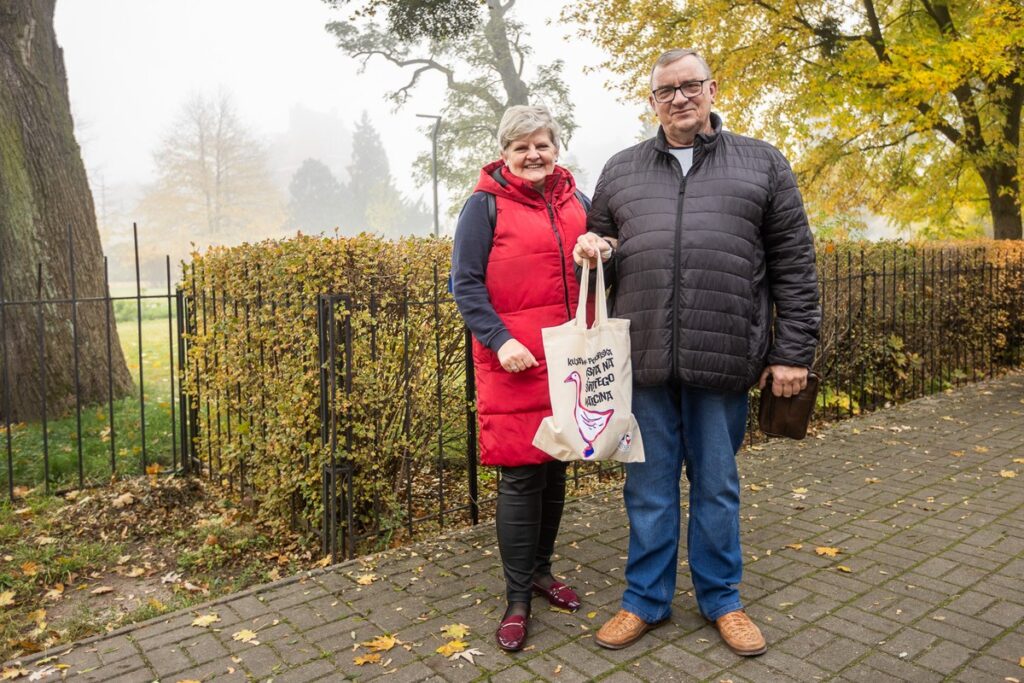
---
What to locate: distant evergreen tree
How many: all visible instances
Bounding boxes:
[346,112,431,236]
[287,159,348,233]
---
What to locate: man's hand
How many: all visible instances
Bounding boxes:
[572,233,616,267]
[758,364,808,398]
[497,339,538,374]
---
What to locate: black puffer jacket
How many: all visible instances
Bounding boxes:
[589,114,820,392]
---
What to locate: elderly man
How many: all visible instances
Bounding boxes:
[573,48,820,656]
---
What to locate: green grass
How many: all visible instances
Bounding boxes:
[1,318,181,492]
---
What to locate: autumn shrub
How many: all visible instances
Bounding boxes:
[182,235,1024,550]
[181,234,465,549]
[814,240,1024,416]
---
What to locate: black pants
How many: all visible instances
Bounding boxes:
[495,460,569,603]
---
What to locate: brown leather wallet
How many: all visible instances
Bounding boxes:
[758,372,819,440]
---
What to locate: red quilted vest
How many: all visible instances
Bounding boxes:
[471,160,592,467]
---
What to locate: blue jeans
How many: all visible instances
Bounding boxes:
[622,382,748,623]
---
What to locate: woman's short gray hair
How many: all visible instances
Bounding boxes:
[497,105,561,153]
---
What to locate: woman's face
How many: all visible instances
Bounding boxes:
[501,129,557,190]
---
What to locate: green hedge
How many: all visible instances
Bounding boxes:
[182,236,1024,548]
[181,234,463,547]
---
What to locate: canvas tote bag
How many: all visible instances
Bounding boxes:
[532,258,644,463]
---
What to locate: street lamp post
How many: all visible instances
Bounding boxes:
[416,114,441,238]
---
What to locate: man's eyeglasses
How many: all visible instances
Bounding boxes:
[651,79,710,103]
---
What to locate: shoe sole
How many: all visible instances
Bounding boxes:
[594,617,669,650]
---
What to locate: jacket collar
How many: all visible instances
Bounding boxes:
[474,159,576,208]
[654,112,723,153]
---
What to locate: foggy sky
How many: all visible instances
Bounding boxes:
[54,0,645,234]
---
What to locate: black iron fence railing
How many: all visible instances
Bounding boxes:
[3,238,1023,564]
[0,225,185,496]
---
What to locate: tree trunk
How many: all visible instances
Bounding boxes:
[0,0,133,422]
[981,164,1023,240]
[484,0,529,107]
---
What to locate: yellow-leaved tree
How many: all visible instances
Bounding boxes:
[565,0,1023,239]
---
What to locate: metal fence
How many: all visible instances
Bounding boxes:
[0,225,186,497]
[3,237,1023,563]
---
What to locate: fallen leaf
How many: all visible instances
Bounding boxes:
[145,462,162,484]
[441,623,470,640]
[1013,458,1024,464]
[124,567,146,578]
[999,470,1017,479]
[111,493,134,508]
[90,586,114,595]
[160,571,180,584]
[864,477,881,484]
[747,484,763,492]
[313,556,331,568]
[950,450,965,457]
[183,581,206,593]
[815,546,840,558]
[436,640,467,657]
[147,598,166,611]
[587,611,597,619]
[837,566,853,573]
[353,653,381,666]
[191,614,221,627]
[792,487,808,494]
[355,573,377,586]
[1019,656,1024,667]
[1,667,28,680]
[361,635,398,652]
[973,446,989,454]
[785,543,803,550]
[20,562,39,577]
[449,647,484,664]
[0,591,15,608]
[34,536,57,546]
[232,629,259,644]
[43,585,63,601]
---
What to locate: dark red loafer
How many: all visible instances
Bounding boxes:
[495,614,528,652]
[532,581,581,612]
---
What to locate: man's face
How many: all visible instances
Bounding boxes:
[649,55,717,147]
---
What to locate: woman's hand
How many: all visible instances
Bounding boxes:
[497,339,538,374]
[572,233,616,267]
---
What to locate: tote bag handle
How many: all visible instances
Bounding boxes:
[575,255,609,329]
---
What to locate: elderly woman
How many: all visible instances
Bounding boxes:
[452,105,604,652]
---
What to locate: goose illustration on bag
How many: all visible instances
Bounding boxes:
[564,370,614,458]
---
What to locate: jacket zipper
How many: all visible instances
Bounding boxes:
[546,201,572,320]
[671,176,687,378]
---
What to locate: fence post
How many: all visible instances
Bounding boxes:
[176,288,191,476]
[464,325,478,526]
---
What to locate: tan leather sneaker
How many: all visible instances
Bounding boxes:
[595,609,668,650]
[713,610,767,656]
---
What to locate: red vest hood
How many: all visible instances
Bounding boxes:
[474,160,579,211]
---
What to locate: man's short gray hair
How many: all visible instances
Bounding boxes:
[497,105,561,153]
[650,48,713,86]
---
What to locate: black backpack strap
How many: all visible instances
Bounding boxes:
[457,191,498,230]
[574,189,592,213]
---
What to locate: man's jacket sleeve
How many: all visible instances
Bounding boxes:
[762,152,820,369]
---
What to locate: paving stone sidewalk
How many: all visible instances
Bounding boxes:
[11,372,1024,682]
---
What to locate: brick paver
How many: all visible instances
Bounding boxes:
[8,372,1024,681]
